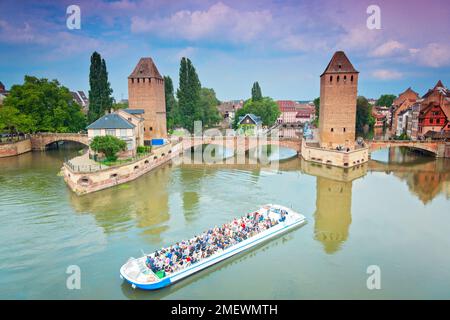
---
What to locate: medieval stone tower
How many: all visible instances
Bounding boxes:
[318,51,359,150]
[128,57,167,142]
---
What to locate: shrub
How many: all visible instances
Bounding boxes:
[137,145,152,154]
[90,135,127,161]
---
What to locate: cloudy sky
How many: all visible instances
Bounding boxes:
[0,0,449,101]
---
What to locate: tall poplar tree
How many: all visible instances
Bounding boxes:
[88,52,113,123]
[164,75,178,130]
[251,82,262,101]
[177,58,201,132]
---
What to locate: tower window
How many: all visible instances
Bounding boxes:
[330,76,333,82]
[337,76,340,82]
[131,79,134,83]
[344,75,347,81]
[338,64,342,69]
[137,78,140,83]
[150,127,153,131]
[331,128,334,132]
[351,75,354,82]
[343,127,346,132]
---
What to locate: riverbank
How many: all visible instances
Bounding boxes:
[0,138,31,158]
[62,142,182,195]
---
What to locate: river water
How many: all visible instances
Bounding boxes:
[0,143,449,299]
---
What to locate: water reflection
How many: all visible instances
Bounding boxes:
[299,162,367,254]
[314,177,353,254]
[247,145,298,162]
[69,164,172,240]
[370,147,450,204]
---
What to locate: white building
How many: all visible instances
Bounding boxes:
[86,109,144,157]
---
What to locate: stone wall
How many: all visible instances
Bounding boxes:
[301,139,369,168]
[128,77,167,141]
[0,139,31,158]
[63,143,180,195]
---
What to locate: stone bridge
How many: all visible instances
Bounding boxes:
[30,133,89,150]
[180,136,301,153]
[368,140,449,158]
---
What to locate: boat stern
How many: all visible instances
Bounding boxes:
[120,258,171,290]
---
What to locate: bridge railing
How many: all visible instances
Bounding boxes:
[0,134,30,144]
[64,151,155,173]
[31,132,87,137]
[64,161,108,173]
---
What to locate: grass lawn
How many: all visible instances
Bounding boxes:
[97,158,133,167]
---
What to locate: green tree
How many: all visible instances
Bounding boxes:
[0,105,36,135]
[176,58,202,132]
[376,94,396,107]
[233,97,280,129]
[164,75,179,130]
[90,135,126,161]
[251,82,262,101]
[312,97,320,127]
[3,76,85,133]
[112,100,128,110]
[88,52,113,123]
[199,88,221,128]
[356,96,375,135]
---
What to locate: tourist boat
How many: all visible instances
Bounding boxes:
[120,204,306,290]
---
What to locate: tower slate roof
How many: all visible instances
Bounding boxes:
[128,57,163,79]
[321,51,358,76]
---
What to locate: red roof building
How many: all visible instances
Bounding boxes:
[391,87,419,134]
[418,80,450,136]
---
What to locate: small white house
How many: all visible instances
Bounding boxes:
[86,110,144,157]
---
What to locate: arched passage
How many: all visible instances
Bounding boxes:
[30,133,89,151]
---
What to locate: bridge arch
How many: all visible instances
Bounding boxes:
[369,141,439,156]
[180,136,301,153]
[30,133,89,150]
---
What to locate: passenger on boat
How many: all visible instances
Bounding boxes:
[146,211,280,276]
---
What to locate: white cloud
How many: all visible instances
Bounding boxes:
[371,40,406,57]
[335,27,381,52]
[372,69,403,80]
[131,2,272,43]
[175,46,197,60]
[0,20,50,45]
[410,43,450,67]
[277,35,329,52]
